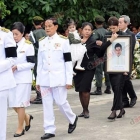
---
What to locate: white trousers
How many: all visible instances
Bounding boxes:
[41,86,76,134]
[0,90,9,140]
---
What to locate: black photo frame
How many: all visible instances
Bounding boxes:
[105,35,132,73]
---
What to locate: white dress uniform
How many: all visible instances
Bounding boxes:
[9,37,35,107]
[0,27,17,140]
[36,33,76,134]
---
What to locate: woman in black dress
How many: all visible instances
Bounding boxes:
[105,17,127,120]
[73,22,118,118]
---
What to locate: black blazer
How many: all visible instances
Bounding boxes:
[81,34,112,69]
[125,29,136,56]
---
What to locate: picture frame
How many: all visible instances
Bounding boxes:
[105,35,132,73]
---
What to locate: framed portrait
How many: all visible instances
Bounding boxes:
[105,35,132,73]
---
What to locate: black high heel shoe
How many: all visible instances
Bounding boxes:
[78,112,84,117]
[117,109,125,118]
[108,111,116,120]
[14,130,24,137]
[25,115,33,131]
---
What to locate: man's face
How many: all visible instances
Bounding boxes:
[132,27,138,35]
[118,18,128,31]
[115,46,122,56]
[45,20,58,36]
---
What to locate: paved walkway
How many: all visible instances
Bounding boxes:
[7,79,140,140]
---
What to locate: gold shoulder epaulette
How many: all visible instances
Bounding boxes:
[39,36,45,41]
[59,35,68,39]
[25,40,32,44]
[1,27,10,33]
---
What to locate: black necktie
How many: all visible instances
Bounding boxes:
[16,44,18,49]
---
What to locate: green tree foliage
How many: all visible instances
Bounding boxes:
[1,0,140,28]
[0,1,10,19]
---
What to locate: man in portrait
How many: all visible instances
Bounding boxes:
[112,43,125,65]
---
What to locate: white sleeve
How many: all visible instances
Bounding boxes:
[0,58,16,73]
[63,39,73,85]
[17,44,35,71]
[0,31,17,73]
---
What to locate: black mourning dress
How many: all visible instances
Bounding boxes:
[105,31,127,111]
[73,34,111,92]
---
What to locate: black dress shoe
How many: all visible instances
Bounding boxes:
[90,89,102,95]
[30,98,42,104]
[25,115,33,131]
[78,112,84,117]
[41,133,55,139]
[129,97,137,107]
[104,88,111,94]
[68,116,78,134]
[14,130,24,137]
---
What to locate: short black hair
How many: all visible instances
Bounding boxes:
[115,43,122,50]
[11,22,25,34]
[81,22,93,30]
[46,17,58,25]
[108,17,119,26]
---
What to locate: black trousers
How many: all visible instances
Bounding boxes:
[122,75,137,103]
[33,57,41,98]
[109,74,125,111]
[95,62,110,87]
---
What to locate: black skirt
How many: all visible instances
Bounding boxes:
[73,69,95,92]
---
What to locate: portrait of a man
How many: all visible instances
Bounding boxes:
[112,43,125,65]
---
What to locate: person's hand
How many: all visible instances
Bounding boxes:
[81,39,85,43]
[81,38,87,43]
[36,85,41,92]
[96,40,103,46]
[123,72,128,75]
[110,33,118,42]
[12,65,17,72]
[66,84,72,89]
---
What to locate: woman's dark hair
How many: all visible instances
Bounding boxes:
[81,22,93,30]
[108,17,119,26]
[11,22,25,34]
[46,17,58,25]
[65,18,77,28]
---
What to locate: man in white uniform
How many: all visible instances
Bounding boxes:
[36,17,78,139]
[112,43,125,65]
[0,9,17,140]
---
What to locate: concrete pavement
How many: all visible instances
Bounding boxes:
[7,79,140,140]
